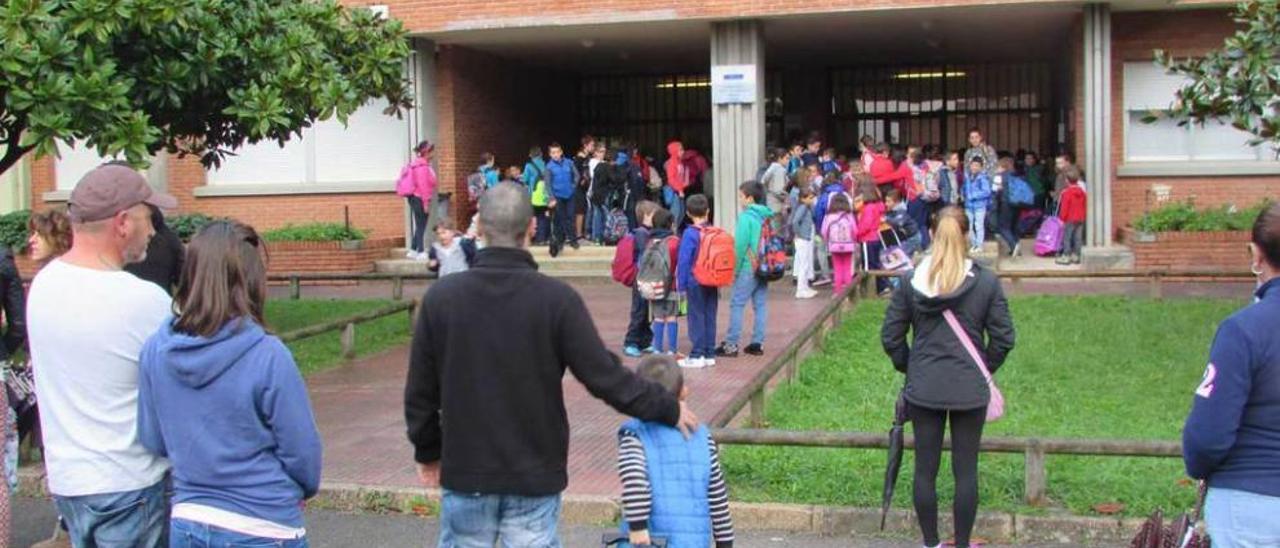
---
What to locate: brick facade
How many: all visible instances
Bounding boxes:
[434,46,579,228]
[1109,10,1280,236]
[265,237,401,274]
[1123,228,1251,270]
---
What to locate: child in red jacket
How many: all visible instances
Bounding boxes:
[1057,166,1087,265]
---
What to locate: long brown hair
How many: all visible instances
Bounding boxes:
[173,220,268,337]
[929,206,971,295]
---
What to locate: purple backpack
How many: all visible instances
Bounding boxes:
[1034,215,1064,257]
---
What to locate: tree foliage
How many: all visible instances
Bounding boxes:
[0,0,412,175]
[1153,0,1280,154]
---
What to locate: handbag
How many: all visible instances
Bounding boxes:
[1130,482,1210,548]
[941,309,1005,422]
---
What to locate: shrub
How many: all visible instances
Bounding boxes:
[1133,199,1273,233]
[168,213,222,242]
[0,209,30,253]
[262,223,366,242]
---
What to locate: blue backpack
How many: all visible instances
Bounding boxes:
[1006,174,1035,207]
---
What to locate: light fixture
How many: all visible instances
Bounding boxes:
[655,80,711,89]
[893,71,966,80]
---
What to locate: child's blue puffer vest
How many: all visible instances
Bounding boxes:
[619,419,712,548]
[547,158,576,200]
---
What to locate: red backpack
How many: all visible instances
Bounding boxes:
[611,234,638,287]
[692,226,736,287]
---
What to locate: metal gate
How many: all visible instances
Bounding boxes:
[830,62,1064,155]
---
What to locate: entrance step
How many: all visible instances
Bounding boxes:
[382,244,615,278]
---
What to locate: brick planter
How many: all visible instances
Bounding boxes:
[265,237,401,275]
[1122,227,1250,270]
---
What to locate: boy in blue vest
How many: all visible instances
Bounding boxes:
[618,354,735,548]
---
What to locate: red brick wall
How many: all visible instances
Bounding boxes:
[347,0,1060,34]
[434,46,579,228]
[1125,229,1251,270]
[1109,10,1280,234]
[265,237,400,274]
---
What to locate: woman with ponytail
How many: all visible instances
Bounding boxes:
[880,206,1016,548]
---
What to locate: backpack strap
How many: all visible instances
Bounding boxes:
[941,309,993,386]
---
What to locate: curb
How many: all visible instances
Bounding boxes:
[17,468,1139,543]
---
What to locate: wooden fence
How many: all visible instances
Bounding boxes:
[863,268,1252,299]
[277,300,417,359]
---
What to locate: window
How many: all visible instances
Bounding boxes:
[55,142,122,191]
[1123,62,1275,163]
[207,100,410,187]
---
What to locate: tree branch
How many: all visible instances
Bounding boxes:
[0,121,32,177]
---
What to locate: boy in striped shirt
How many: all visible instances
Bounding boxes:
[617,355,734,547]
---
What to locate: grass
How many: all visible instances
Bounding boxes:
[720,295,1244,517]
[265,299,413,376]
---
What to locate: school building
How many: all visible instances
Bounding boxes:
[20,0,1280,268]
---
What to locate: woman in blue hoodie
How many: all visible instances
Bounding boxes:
[138,220,322,547]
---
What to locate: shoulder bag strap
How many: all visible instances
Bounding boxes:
[942,309,994,386]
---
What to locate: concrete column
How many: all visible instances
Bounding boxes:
[710,20,766,233]
[1082,4,1113,247]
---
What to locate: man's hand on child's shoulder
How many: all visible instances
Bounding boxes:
[629,529,651,546]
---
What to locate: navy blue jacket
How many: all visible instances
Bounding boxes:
[1183,278,1280,497]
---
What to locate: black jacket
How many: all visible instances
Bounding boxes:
[0,251,24,361]
[125,224,185,296]
[405,247,680,495]
[881,261,1015,410]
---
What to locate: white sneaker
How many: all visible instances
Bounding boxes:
[413,251,429,261]
[796,290,818,299]
[405,249,418,258]
[679,357,707,369]
[704,358,716,367]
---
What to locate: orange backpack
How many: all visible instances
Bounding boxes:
[692,226,736,287]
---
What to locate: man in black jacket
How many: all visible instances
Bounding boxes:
[405,182,697,546]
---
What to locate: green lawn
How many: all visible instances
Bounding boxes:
[720,295,1244,517]
[265,299,413,376]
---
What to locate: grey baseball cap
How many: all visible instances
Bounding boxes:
[68,163,178,223]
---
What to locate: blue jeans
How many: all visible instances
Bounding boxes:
[907,197,931,250]
[171,518,308,547]
[669,195,685,231]
[1206,487,1280,547]
[54,477,169,548]
[439,490,562,548]
[725,272,767,347]
[966,207,987,249]
[589,203,607,242]
[552,193,577,245]
[686,285,719,359]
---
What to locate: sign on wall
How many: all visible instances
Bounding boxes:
[711,64,757,105]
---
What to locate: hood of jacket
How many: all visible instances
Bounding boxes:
[910,255,978,304]
[745,203,773,221]
[150,318,267,389]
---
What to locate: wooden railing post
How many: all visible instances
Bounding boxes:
[392,276,404,300]
[749,389,766,428]
[289,276,301,300]
[340,323,357,360]
[1149,272,1164,300]
[409,298,420,333]
[1024,440,1047,506]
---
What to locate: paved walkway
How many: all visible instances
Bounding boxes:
[307,280,830,496]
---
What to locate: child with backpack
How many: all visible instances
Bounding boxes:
[619,200,663,357]
[636,209,682,358]
[676,195,722,368]
[854,187,890,295]
[479,152,500,189]
[524,147,551,245]
[791,187,818,299]
[883,190,923,257]
[1056,166,1087,265]
[821,193,859,295]
[716,181,776,358]
[616,354,735,548]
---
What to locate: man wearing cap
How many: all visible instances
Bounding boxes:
[27,163,179,547]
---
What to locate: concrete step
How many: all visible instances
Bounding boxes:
[392,245,618,260]
[375,257,612,278]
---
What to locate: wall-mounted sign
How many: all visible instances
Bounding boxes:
[711,64,757,105]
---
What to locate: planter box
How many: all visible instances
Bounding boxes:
[1120,227,1250,270]
[265,237,401,275]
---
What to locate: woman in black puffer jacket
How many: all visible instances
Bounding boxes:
[881,205,1015,548]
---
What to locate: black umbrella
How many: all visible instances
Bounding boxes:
[880,390,909,531]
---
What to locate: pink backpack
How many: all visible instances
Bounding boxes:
[395,163,416,197]
[825,213,858,253]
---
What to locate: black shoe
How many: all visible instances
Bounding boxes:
[744,343,764,356]
[715,342,739,358]
[570,239,580,250]
[549,240,562,258]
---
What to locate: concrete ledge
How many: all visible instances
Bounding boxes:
[1117,161,1280,177]
[40,190,70,203]
[193,181,394,197]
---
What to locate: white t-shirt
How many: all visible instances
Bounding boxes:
[28,259,173,496]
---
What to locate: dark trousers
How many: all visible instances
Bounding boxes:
[407,196,429,253]
[996,198,1020,253]
[533,206,550,244]
[908,197,931,250]
[624,288,652,350]
[909,403,987,548]
[861,240,888,293]
[685,285,718,359]
[553,193,578,245]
